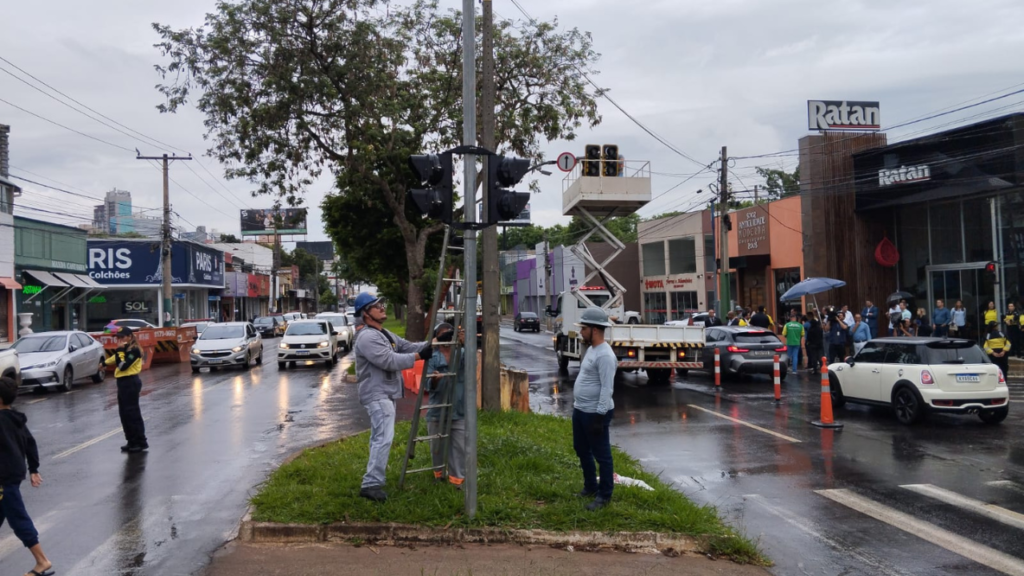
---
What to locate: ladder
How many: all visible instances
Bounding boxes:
[399,226,467,488]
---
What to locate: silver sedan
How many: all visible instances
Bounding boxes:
[12,331,107,391]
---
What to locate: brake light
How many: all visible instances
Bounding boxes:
[921,370,934,385]
[678,349,687,360]
[727,345,749,353]
[999,369,1006,384]
[626,348,637,358]
[774,346,787,353]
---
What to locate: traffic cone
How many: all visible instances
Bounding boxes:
[773,354,782,403]
[714,347,721,388]
[812,356,843,429]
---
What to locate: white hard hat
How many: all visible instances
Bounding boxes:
[576,307,613,328]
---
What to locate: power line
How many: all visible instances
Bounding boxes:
[0,96,134,153]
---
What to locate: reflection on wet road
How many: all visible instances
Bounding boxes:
[501,326,1024,576]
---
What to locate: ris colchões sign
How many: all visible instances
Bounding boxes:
[807,100,880,131]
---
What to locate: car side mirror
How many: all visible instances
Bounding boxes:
[333,330,341,336]
[68,345,77,352]
[846,357,855,367]
[545,305,554,317]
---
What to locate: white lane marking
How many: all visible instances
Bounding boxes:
[902,484,1024,531]
[26,397,49,404]
[52,427,123,460]
[817,489,1024,576]
[989,481,1024,495]
[687,404,801,443]
[746,494,911,576]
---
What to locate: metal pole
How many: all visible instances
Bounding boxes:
[461,0,479,519]
[162,154,172,327]
[719,146,731,314]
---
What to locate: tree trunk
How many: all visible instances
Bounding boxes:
[404,235,427,342]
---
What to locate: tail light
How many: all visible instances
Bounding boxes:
[727,345,749,353]
[626,348,637,358]
[921,370,934,385]
[677,349,687,360]
[999,369,1006,384]
[774,346,787,353]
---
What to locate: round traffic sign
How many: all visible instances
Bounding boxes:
[556,152,576,172]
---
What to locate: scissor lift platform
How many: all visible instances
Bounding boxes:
[561,160,652,219]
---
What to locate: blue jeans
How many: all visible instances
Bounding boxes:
[362,399,396,489]
[787,345,800,369]
[0,484,39,548]
[933,325,948,338]
[572,408,614,500]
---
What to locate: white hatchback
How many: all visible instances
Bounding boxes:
[828,337,1009,425]
[277,319,339,368]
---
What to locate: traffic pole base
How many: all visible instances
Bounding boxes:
[812,420,844,429]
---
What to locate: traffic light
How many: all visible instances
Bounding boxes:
[485,155,531,225]
[583,144,601,177]
[407,152,454,224]
[985,261,998,283]
[602,144,619,177]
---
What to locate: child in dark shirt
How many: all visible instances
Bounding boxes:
[0,377,54,576]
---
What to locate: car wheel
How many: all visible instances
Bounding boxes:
[828,373,845,408]
[62,366,74,392]
[288,361,296,368]
[779,366,788,381]
[556,343,569,372]
[91,362,106,383]
[676,369,689,378]
[191,366,201,374]
[244,352,252,370]
[647,368,671,385]
[514,325,519,332]
[327,351,336,367]
[278,361,286,370]
[892,386,924,425]
[979,406,1008,425]
[256,348,263,364]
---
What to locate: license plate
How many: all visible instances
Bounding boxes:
[956,374,981,383]
[296,350,310,355]
[209,359,223,364]
[750,351,771,357]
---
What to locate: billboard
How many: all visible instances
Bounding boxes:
[240,208,308,236]
[295,241,335,261]
[87,240,224,287]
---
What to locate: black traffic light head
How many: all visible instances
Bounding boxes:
[583,144,601,177]
[407,152,454,224]
[602,144,619,177]
[985,261,998,281]
[486,155,531,225]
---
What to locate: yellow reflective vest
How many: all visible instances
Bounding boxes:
[105,346,143,378]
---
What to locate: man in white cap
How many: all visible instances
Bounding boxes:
[572,306,617,511]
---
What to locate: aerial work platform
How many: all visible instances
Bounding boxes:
[561,160,652,219]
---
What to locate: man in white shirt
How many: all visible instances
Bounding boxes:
[572,307,617,511]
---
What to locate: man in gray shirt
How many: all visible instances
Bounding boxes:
[351,292,433,502]
[572,307,618,511]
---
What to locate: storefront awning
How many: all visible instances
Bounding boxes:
[24,270,70,288]
[53,272,105,290]
[0,277,22,290]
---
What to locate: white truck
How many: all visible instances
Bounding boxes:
[547,287,705,384]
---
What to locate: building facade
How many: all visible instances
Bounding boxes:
[0,125,18,342]
[637,211,711,324]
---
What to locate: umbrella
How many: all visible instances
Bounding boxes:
[887,290,914,303]
[780,277,846,367]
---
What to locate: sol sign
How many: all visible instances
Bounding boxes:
[123,301,152,314]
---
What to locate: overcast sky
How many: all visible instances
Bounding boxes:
[3,0,1023,246]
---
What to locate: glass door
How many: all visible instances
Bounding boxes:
[927,266,994,343]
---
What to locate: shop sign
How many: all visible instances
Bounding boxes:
[645,279,664,290]
[49,260,87,272]
[123,301,152,314]
[666,277,694,288]
[87,240,224,287]
[879,164,931,187]
[23,285,43,295]
[88,295,107,304]
[807,100,880,131]
[737,206,771,257]
[256,274,270,297]
[247,274,260,298]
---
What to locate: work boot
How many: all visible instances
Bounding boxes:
[577,488,597,498]
[127,445,148,453]
[120,444,130,452]
[359,486,388,502]
[585,497,610,511]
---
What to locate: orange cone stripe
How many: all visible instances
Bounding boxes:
[773,355,782,401]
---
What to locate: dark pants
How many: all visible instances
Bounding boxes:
[117,375,148,447]
[990,353,1010,378]
[807,347,823,371]
[933,325,948,338]
[572,408,614,500]
[827,343,846,364]
[1009,326,1022,358]
[0,483,39,548]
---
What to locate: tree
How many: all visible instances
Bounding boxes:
[153,0,600,340]
[755,166,800,201]
[220,233,240,243]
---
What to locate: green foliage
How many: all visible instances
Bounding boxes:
[219,233,240,243]
[319,289,337,308]
[755,166,800,200]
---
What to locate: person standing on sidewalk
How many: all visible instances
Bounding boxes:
[806,311,824,372]
[984,321,1011,378]
[572,307,617,512]
[352,292,433,502]
[932,299,951,338]
[105,327,148,453]
[862,300,879,338]
[425,323,466,489]
[749,306,772,329]
[951,301,967,339]
[704,308,723,327]
[915,308,932,337]
[824,308,848,364]
[850,313,871,355]
[781,311,804,370]
[887,301,902,336]
[0,377,55,576]
[1005,302,1021,359]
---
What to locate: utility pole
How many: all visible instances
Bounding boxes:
[718,146,731,315]
[480,0,501,412]
[137,152,191,327]
[544,234,552,330]
[461,0,479,519]
[272,233,281,313]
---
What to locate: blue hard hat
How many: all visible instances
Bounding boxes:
[353,292,382,315]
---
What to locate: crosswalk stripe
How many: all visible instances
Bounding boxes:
[816,489,1024,576]
[902,484,1024,531]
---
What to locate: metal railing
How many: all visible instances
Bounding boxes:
[562,159,651,194]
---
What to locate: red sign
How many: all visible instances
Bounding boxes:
[645,279,664,290]
[247,274,260,298]
[257,274,271,297]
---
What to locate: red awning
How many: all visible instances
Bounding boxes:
[0,277,22,290]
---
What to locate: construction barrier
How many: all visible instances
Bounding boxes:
[773,355,782,402]
[92,327,199,373]
[812,356,844,429]
[714,347,721,387]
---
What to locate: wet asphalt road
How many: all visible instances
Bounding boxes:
[3,327,1023,575]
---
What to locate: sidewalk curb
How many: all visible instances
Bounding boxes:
[238,509,701,555]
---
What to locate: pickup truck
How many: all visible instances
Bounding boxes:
[547,287,705,385]
[0,347,21,386]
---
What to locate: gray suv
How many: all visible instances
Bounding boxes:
[190,322,264,372]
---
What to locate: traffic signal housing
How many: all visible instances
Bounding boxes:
[407,152,454,224]
[984,261,998,283]
[486,155,531,225]
[583,144,601,177]
[602,144,619,176]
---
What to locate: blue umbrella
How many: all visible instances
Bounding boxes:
[781,277,847,301]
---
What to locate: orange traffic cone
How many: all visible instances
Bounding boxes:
[773,354,782,403]
[812,356,843,429]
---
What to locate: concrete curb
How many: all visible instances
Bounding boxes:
[238,510,701,555]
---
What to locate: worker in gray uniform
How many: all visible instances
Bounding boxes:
[351,292,433,502]
[572,307,618,511]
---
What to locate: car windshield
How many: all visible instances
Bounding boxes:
[734,332,782,344]
[193,323,209,333]
[13,335,66,353]
[520,312,537,319]
[199,325,245,340]
[116,320,148,328]
[287,323,328,336]
[254,317,273,325]
[319,315,346,325]
[924,343,989,364]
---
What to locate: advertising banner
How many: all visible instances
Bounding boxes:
[88,240,225,287]
[240,208,308,236]
[247,274,260,298]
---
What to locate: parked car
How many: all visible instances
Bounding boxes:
[110,318,158,330]
[0,347,21,386]
[514,312,540,332]
[180,321,210,336]
[190,322,263,372]
[314,313,354,351]
[253,316,285,338]
[678,326,788,380]
[12,331,106,391]
[828,337,1008,425]
[278,319,339,369]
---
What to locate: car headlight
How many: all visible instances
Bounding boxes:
[38,360,59,369]
[192,348,201,355]
[232,346,244,353]
[279,342,290,349]
[318,341,330,348]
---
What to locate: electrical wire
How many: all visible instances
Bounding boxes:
[0,96,135,153]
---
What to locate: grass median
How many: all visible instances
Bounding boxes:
[251,410,765,564]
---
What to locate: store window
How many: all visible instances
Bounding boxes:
[774,268,801,319]
[704,234,716,273]
[963,198,993,263]
[641,241,665,277]
[1000,192,1024,306]
[643,291,667,324]
[897,205,930,296]
[668,237,697,275]
[670,291,699,321]
[929,201,963,265]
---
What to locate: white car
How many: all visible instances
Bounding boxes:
[12,331,106,391]
[190,322,264,372]
[110,318,158,330]
[314,313,354,351]
[278,319,339,369]
[828,337,1008,425]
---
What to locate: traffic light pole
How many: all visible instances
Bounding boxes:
[480,0,501,413]
[461,0,479,520]
[718,146,730,316]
